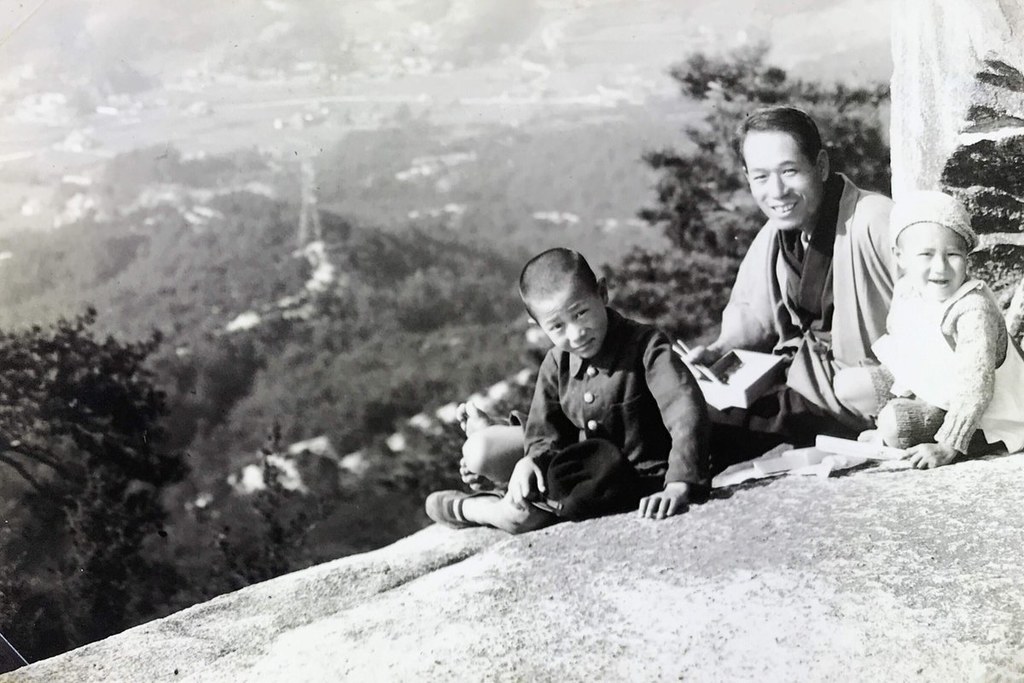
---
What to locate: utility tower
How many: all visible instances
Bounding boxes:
[297,155,322,248]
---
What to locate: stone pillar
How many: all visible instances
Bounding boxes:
[890,0,1024,324]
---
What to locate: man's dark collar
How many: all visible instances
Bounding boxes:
[807,173,844,256]
[568,308,624,377]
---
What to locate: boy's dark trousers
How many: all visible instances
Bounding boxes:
[542,439,662,521]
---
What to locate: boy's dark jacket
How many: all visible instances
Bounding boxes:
[523,307,711,493]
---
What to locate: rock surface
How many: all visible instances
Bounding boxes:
[7,454,1024,682]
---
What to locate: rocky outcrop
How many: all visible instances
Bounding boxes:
[7,454,1024,682]
[1,524,505,682]
[891,0,1024,313]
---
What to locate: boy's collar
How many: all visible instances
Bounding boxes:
[568,308,623,377]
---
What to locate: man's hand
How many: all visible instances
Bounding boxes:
[638,482,691,520]
[672,340,723,366]
[508,456,546,508]
[904,442,959,469]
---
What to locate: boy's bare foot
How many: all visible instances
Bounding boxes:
[459,457,497,491]
[457,401,498,436]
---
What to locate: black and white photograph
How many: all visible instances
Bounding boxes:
[1,0,1023,679]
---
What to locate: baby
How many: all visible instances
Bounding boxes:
[841,190,1024,468]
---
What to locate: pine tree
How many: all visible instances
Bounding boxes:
[0,308,187,659]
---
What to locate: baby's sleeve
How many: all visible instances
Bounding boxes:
[934,304,1004,452]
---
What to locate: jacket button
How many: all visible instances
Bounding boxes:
[587,419,598,431]
[583,392,595,403]
[586,365,597,377]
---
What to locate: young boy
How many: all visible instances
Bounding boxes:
[425,248,711,533]
[837,190,1024,468]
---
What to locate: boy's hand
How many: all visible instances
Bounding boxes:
[508,456,546,508]
[904,443,959,469]
[638,482,691,520]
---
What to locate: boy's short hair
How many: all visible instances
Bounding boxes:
[734,106,824,167]
[518,248,600,306]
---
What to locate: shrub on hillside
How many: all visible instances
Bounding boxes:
[210,424,336,593]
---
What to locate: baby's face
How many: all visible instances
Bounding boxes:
[895,222,969,302]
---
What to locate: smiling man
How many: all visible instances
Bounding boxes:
[682,106,896,467]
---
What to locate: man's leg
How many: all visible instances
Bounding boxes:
[709,385,868,474]
[833,365,895,421]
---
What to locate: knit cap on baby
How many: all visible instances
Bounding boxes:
[890,190,978,251]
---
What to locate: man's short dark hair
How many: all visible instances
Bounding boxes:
[734,106,824,167]
[518,248,600,306]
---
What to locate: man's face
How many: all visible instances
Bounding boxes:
[528,279,609,360]
[742,131,828,233]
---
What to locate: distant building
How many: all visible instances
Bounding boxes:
[287,435,339,461]
[227,435,345,498]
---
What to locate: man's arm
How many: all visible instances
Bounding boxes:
[714,226,783,355]
[833,191,896,366]
[860,193,897,288]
